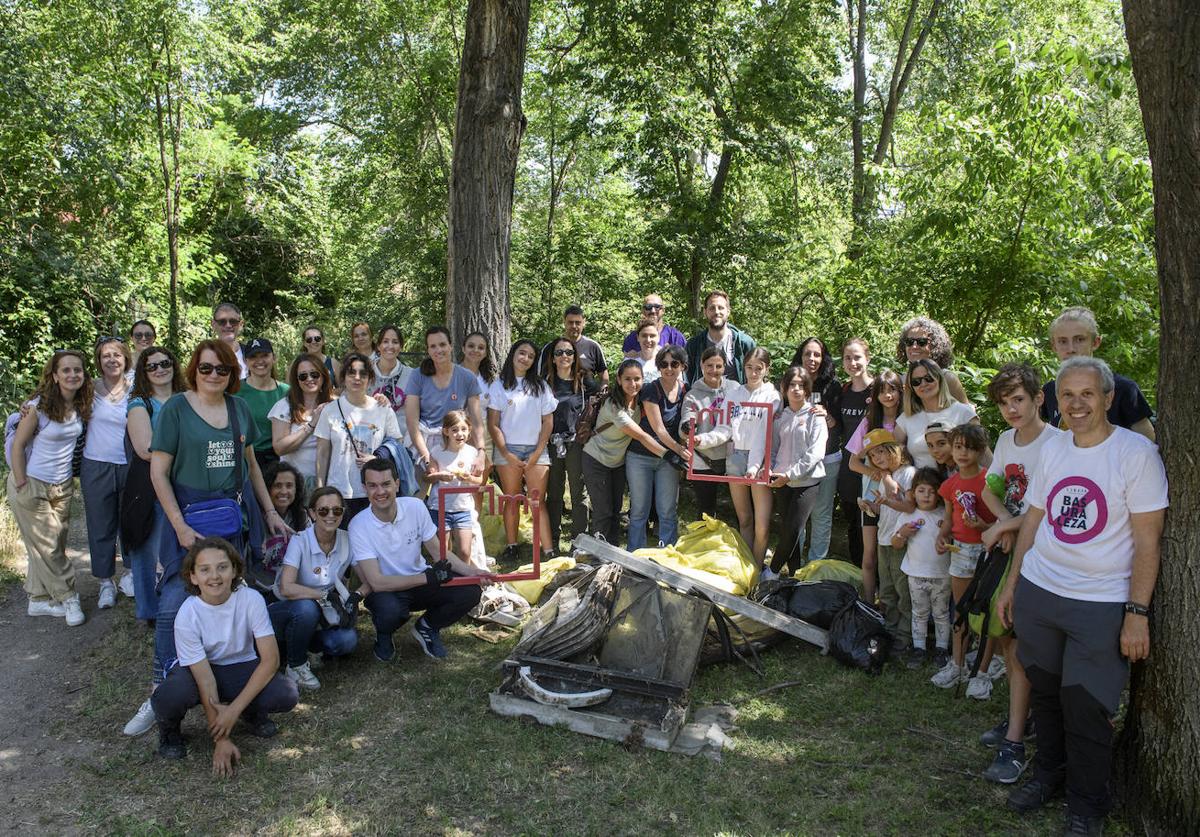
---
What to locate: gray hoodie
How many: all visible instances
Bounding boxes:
[680,376,739,470]
[771,403,828,486]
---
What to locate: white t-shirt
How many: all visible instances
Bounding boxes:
[427,444,480,515]
[267,397,319,478]
[174,585,273,667]
[986,424,1064,516]
[486,378,557,447]
[877,465,916,543]
[281,526,352,592]
[1020,427,1168,602]
[21,405,84,485]
[82,388,128,464]
[897,506,949,578]
[897,401,978,469]
[314,396,402,498]
[349,497,438,577]
[729,382,780,475]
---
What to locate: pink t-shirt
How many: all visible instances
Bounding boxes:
[844,416,897,456]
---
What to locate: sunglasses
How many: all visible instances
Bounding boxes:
[904,337,931,348]
[215,317,242,327]
[910,374,937,387]
[314,506,345,518]
[303,335,324,344]
[296,371,323,383]
[658,360,684,370]
[197,363,234,377]
[97,335,125,345]
[145,359,174,372]
[553,349,575,357]
[344,368,370,379]
[132,331,155,341]
[642,303,664,311]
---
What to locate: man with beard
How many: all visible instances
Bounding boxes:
[684,290,757,385]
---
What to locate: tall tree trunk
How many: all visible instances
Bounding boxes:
[1119,1,1200,832]
[446,0,529,358]
[848,0,868,242]
[150,24,183,357]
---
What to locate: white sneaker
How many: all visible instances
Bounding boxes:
[28,599,66,618]
[285,662,321,691]
[97,581,117,609]
[123,698,156,736]
[117,574,135,598]
[930,660,965,689]
[985,656,1007,681]
[63,595,85,626]
[966,674,994,700]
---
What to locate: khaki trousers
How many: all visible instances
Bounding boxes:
[6,473,75,602]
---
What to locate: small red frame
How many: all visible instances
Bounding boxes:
[436,483,542,586]
[685,400,776,485]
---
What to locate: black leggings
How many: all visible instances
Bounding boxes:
[772,482,820,573]
[837,457,864,566]
[689,458,728,518]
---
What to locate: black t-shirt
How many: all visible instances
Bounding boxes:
[550,376,599,436]
[1041,374,1153,430]
[838,384,871,453]
[628,379,687,457]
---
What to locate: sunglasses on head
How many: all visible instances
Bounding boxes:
[910,374,936,387]
[904,336,930,348]
[304,334,323,344]
[132,330,155,341]
[553,349,575,357]
[145,359,174,372]
[197,363,234,377]
[215,317,241,327]
[344,367,369,379]
[296,371,323,383]
[97,335,125,345]
[314,506,345,518]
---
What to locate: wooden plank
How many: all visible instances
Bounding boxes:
[573,535,830,651]
[489,692,681,751]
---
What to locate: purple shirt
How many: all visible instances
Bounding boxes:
[622,323,687,353]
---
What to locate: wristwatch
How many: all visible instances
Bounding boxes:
[1123,601,1150,617]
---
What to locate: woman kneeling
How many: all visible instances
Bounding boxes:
[151,538,298,775]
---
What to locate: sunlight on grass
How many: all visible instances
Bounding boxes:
[0,494,26,592]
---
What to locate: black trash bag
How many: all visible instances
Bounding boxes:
[828,599,893,675]
[753,579,860,630]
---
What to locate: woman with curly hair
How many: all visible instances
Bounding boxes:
[895,317,969,404]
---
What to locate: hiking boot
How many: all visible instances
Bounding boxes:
[1064,810,1105,836]
[285,662,321,691]
[157,726,186,760]
[980,718,1010,748]
[63,594,85,627]
[966,674,994,700]
[931,660,965,688]
[118,573,136,598]
[904,646,927,670]
[984,740,1028,784]
[97,580,117,609]
[411,617,448,660]
[123,698,157,737]
[373,633,396,662]
[1007,777,1064,813]
[28,598,66,618]
[931,647,950,670]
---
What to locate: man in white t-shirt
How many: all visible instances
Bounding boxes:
[212,302,249,379]
[997,358,1167,834]
[348,458,484,662]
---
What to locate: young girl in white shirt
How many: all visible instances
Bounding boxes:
[727,348,779,565]
[427,411,485,566]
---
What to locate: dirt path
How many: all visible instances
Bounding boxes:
[0,508,125,834]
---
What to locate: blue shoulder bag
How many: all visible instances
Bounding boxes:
[181,396,245,540]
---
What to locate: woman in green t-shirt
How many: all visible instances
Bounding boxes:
[237,338,289,473]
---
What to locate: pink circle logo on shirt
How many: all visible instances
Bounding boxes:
[1045,476,1108,545]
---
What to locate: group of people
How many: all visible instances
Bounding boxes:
[4,298,1167,836]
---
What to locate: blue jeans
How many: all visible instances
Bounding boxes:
[268,597,359,667]
[625,451,680,551]
[803,460,840,562]
[123,503,164,621]
[365,581,481,637]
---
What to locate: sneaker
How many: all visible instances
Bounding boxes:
[63,595,85,627]
[904,646,927,670]
[123,698,157,737]
[373,633,396,662]
[27,599,66,618]
[500,543,520,564]
[985,656,1007,681]
[157,726,186,760]
[984,740,1028,784]
[1007,777,1064,814]
[411,617,448,660]
[117,574,136,598]
[932,647,950,670]
[246,717,278,738]
[966,674,994,700]
[980,718,1010,749]
[97,581,117,609]
[931,660,965,688]
[1064,811,1105,836]
[285,662,321,691]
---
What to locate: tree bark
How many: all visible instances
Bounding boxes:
[1119,1,1200,832]
[446,0,529,358]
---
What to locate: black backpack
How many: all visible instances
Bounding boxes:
[952,544,1012,678]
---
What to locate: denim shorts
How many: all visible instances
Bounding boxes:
[428,506,475,531]
[498,443,550,467]
[950,541,985,578]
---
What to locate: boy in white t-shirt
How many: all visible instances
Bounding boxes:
[892,468,949,669]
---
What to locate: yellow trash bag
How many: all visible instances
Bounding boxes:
[637,514,759,596]
[792,558,865,593]
[479,505,536,555]
[507,556,576,605]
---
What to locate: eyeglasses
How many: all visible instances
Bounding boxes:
[344,368,369,379]
[658,360,684,370]
[553,349,575,357]
[904,337,931,348]
[314,506,345,518]
[303,335,323,344]
[131,331,155,341]
[910,374,936,387]
[215,317,242,327]
[296,371,323,382]
[642,303,664,312]
[197,363,234,377]
[145,359,174,372]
